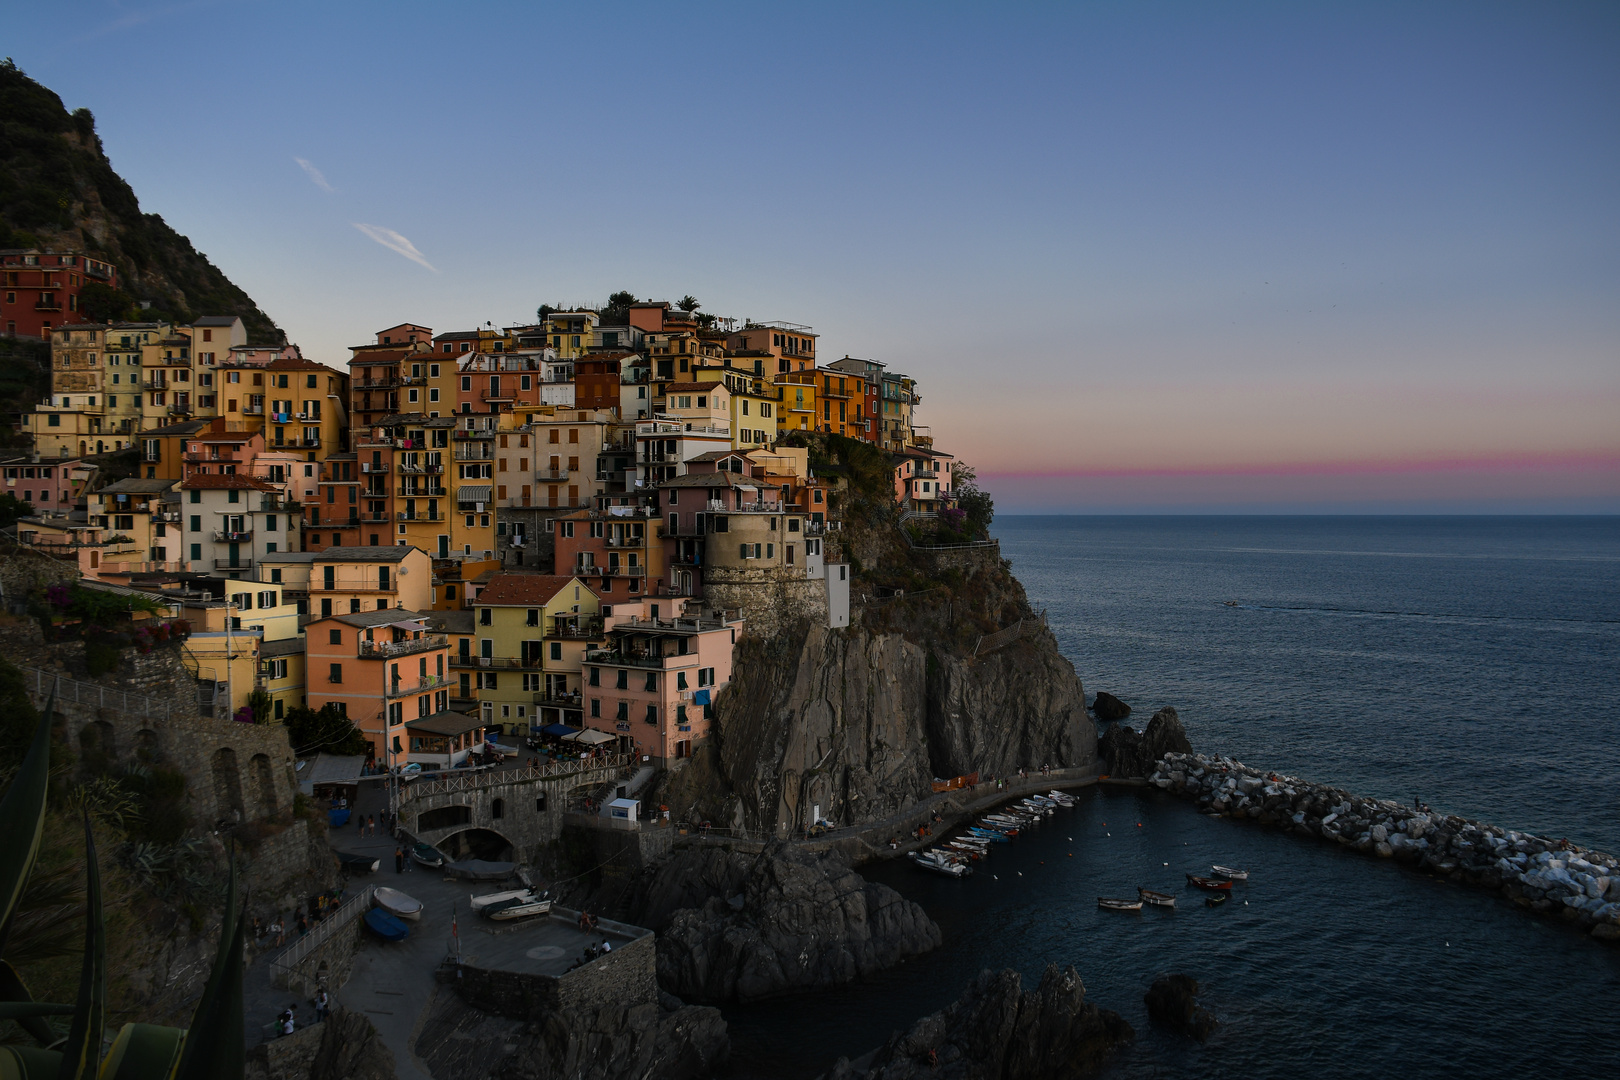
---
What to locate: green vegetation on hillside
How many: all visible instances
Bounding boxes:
[0,59,281,344]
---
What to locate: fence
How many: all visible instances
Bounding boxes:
[268,883,375,987]
[972,610,1046,658]
[20,665,172,721]
[399,752,634,802]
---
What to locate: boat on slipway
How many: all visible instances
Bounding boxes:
[484,892,553,921]
[411,843,445,869]
[373,887,423,921]
[364,908,409,941]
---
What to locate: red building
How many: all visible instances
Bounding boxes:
[576,353,629,414]
[1,250,119,340]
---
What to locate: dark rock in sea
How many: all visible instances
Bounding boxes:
[1092,691,1132,721]
[1141,706,1193,760]
[645,843,941,1003]
[821,964,1132,1080]
[1144,974,1219,1042]
[1101,707,1194,777]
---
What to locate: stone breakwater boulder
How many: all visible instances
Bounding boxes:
[1092,692,1132,721]
[651,844,942,1003]
[1148,751,1620,942]
[1100,707,1194,777]
[1144,974,1218,1042]
[821,965,1133,1080]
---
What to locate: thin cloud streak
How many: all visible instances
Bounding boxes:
[294,157,334,192]
[352,224,437,272]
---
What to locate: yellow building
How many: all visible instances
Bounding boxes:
[218,354,349,463]
[466,573,601,734]
[87,478,184,576]
[539,311,600,359]
[138,328,198,428]
[774,371,818,433]
[688,364,779,450]
[308,545,434,621]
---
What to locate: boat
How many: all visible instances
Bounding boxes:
[444,859,516,881]
[470,887,534,913]
[1187,874,1232,891]
[363,907,409,941]
[1098,898,1143,911]
[966,828,1011,843]
[910,851,973,878]
[1211,865,1249,880]
[373,887,423,921]
[1138,888,1177,908]
[328,808,351,828]
[944,842,983,859]
[1045,790,1075,807]
[1206,893,1229,907]
[485,893,553,921]
[411,843,445,869]
[335,851,379,874]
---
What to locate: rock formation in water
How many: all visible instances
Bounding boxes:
[414,985,727,1080]
[1090,692,1131,721]
[821,964,1132,1080]
[1099,706,1192,777]
[1143,974,1218,1042]
[632,844,941,1003]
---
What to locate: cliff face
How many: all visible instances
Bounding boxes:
[691,602,1093,839]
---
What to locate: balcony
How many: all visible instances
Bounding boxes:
[213,559,253,570]
[583,648,667,670]
[313,578,398,593]
[355,378,399,389]
[575,563,645,578]
[308,518,361,529]
[184,452,238,464]
[481,389,514,402]
[399,374,426,386]
[358,634,447,659]
[241,403,264,415]
[453,446,493,461]
[167,405,193,417]
[453,428,496,441]
[449,655,542,670]
[34,300,63,312]
[549,615,604,639]
[396,511,443,523]
[211,530,253,542]
[533,691,584,708]
[361,462,390,474]
[152,510,181,524]
[398,462,444,475]
[397,486,447,498]
[360,512,392,524]
[299,437,322,448]
[385,674,448,699]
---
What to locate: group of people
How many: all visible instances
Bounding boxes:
[252,890,346,948]
[274,990,331,1038]
[393,846,417,874]
[566,938,614,971]
[576,909,601,932]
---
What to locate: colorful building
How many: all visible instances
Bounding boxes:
[0,249,118,339]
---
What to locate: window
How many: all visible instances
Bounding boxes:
[329,663,342,683]
[526,608,539,627]
[615,669,628,690]
[588,667,600,686]
[646,704,659,725]
[678,670,688,690]
[644,671,658,692]
[739,543,761,559]
[479,608,491,625]
[329,629,342,644]
[590,698,600,717]
[190,515,202,532]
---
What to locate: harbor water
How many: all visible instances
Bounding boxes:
[723,516,1620,1078]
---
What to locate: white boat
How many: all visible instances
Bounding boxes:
[373,887,423,921]
[470,887,534,913]
[1138,887,1177,908]
[1212,865,1249,881]
[1045,790,1076,807]
[910,850,973,878]
[485,893,552,921]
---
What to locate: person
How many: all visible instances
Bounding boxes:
[368,814,377,837]
[600,938,612,953]
[280,1004,297,1036]
[272,918,284,946]
[296,911,308,936]
[314,989,330,1022]
[394,847,404,874]
[578,909,591,931]
[252,916,264,943]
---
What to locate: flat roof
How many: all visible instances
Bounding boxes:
[405,711,483,737]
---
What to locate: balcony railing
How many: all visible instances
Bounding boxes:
[583,648,669,669]
[396,512,442,522]
[398,462,444,475]
[549,616,604,639]
[386,674,448,698]
[454,446,493,461]
[354,378,399,389]
[453,428,496,441]
[360,512,391,524]
[361,462,390,474]
[242,403,264,415]
[535,468,570,480]
[211,530,252,542]
[313,579,398,593]
[448,655,543,670]
[213,559,253,570]
[533,691,584,708]
[481,389,514,401]
[358,634,447,660]
[575,564,645,578]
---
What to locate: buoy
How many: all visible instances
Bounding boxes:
[993,875,998,880]
[1163,862,1169,866]
[1137,823,1142,827]
[1068,853,1073,857]
[1106,832,1111,836]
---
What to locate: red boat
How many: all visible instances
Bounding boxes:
[1186,874,1232,891]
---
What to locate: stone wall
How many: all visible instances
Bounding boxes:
[451,911,657,1022]
[246,818,341,914]
[700,567,826,641]
[403,761,635,863]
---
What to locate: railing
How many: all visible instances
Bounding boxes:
[535,468,570,480]
[533,691,584,707]
[397,486,447,498]
[359,634,447,659]
[242,404,264,415]
[387,674,447,698]
[211,530,252,542]
[584,649,669,669]
[269,885,376,987]
[481,389,514,401]
[315,579,399,594]
[401,752,634,802]
[574,564,645,578]
[454,446,493,461]
[449,655,542,670]
[549,617,604,638]
[259,498,298,512]
[453,429,496,441]
[213,559,252,570]
[396,512,442,522]
[355,378,399,389]
[361,463,389,474]
[20,665,171,721]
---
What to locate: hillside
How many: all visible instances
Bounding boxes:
[0,59,281,343]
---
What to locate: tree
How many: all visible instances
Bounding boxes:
[952,462,994,538]
[0,493,34,527]
[283,703,368,756]
[602,290,639,325]
[536,303,558,321]
[78,281,139,323]
[679,295,701,312]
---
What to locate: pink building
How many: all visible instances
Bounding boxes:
[1,454,90,511]
[581,605,741,761]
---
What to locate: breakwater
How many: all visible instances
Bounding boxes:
[1150,751,1620,942]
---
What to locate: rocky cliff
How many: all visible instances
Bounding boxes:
[822,965,1132,1080]
[1098,706,1192,777]
[632,844,941,1003]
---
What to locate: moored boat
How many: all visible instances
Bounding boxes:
[373,886,423,921]
[470,887,533,913]
[1098,897,1143,911]
[1138,888,1176,908]
[1045,790,1075,807]
[910,850,973,878]
[1211,865,1249,880]
[1187,874,1232,891]
[485,893,552,921]
[364,907,409,941]
[1206,893,1229,907]
[967,827,1012,843]
[411,842,444,869]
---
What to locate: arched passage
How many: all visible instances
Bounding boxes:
[416,804,472,833]
[437,828,513,862]
[251,754,278,818]
[211,747,245,822]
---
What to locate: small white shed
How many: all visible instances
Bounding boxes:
[608,798,641,822]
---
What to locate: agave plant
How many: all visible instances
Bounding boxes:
[0,683,245,1079]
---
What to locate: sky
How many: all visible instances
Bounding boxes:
[8,1,1619,512]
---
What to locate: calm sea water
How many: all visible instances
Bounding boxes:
[723,516,1620,1079]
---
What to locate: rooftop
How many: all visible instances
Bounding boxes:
[476,573,587,607]
[313,545,423,564]
[405,710,483,737]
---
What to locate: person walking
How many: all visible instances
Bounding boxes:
[368,814,377,837]
[394,847,404,874]
[314,988,330,1022]
[271,918,284,946]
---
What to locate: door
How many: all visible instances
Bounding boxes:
[228,542,240,568]
[438,535,450,558]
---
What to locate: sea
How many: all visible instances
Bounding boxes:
[723,516,1620,1079]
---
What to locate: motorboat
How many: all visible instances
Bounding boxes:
[1098,898,1143,912]
[1211,865,1249,880]
[470,887,534,913]
[411,843,445,869]
[364,908,409,941]
[335,851,379,874]
[1187,874,1232,892]
[1138,888,1177,908]
[485,892,553,921]
[910,850,973,878]
[943,842,983,859]
[373,887,423,921]
[1045,790,1076,807]
[967,828,1011,843]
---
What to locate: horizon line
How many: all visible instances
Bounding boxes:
[979,452,1620,479]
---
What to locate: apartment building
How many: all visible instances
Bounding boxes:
[89,478,183,575]
[179,473,300,581]
[1,453,91,513]
[462,573,602,734]
[307,545,434,620]
[0,249,117,339]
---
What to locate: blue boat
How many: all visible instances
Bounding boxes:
[364,907,409,942]
[328,808,351,828]
[966,828,1011,843]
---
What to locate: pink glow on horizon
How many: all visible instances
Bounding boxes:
[989,451,1620,480]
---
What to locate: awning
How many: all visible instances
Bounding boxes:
[539,723,579,737]
[457,485,491,504]
[389,618,428,631]
[405,711,483,737]
[561,728,617,746]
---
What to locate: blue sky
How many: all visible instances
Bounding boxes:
[9,1,1619,511]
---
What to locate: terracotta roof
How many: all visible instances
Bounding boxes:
[313,546,421,563]
[476,573,588,607]
[658,474,777,490]
[180,475,277,491]
[686,450,749,463]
